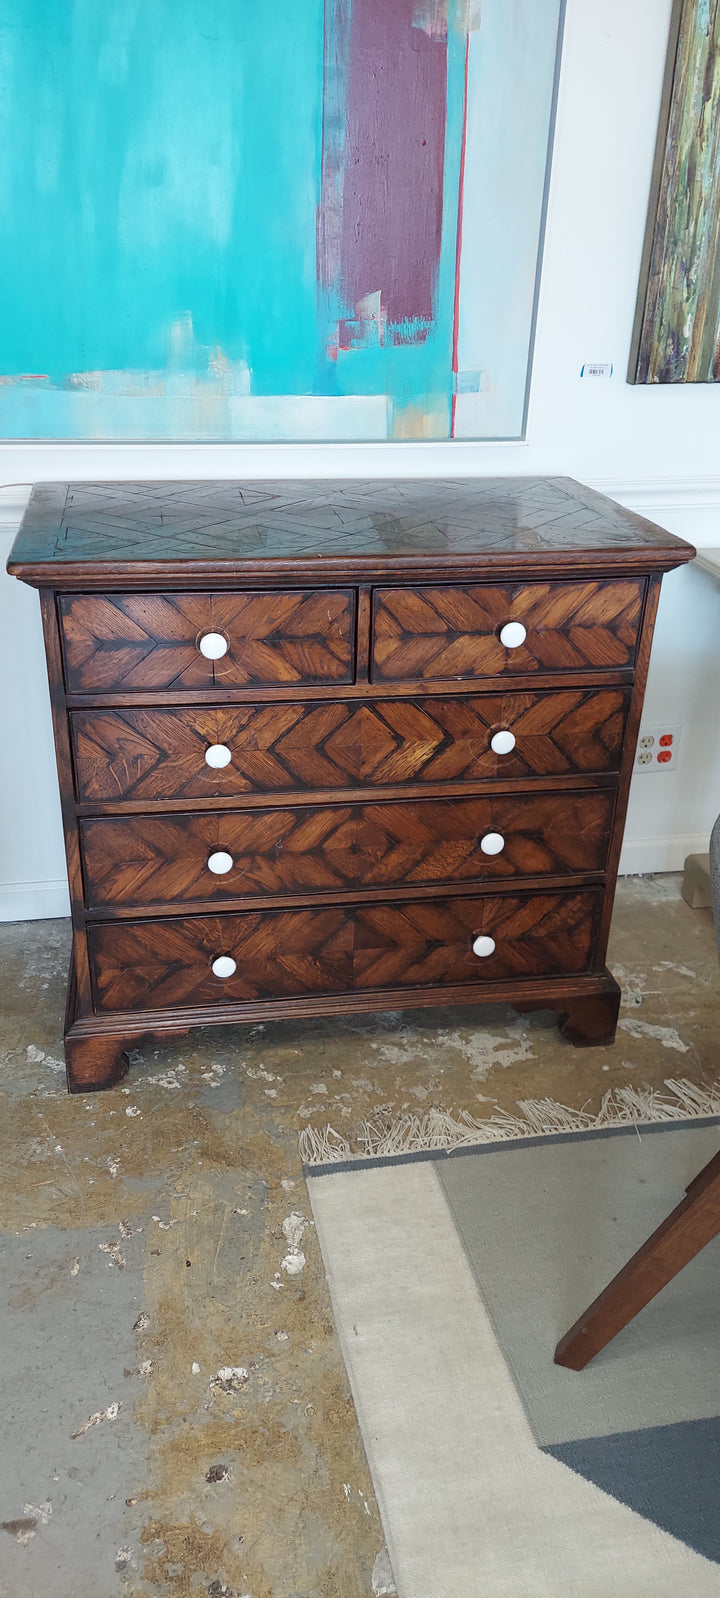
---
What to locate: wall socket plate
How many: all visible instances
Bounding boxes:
[635,726,681,772]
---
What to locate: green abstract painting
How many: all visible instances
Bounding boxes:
[630,0,720,384]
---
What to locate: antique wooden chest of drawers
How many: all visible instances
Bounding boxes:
[8,478,694,1093]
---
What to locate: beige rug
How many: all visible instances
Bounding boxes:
[307,1118,720,1598]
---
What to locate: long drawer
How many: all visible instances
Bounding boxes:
[59,589,355,692]
[371,579,644,682]
[71,688,630,802]
[87,888,603,1013]
[80,791,615,909]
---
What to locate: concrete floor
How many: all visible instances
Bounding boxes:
[1,875,719,1598]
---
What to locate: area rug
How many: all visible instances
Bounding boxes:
[305,1114,720,1598]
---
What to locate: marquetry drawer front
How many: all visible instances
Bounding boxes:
[81,791,615,910]
[371,580,645,683]
[59,589,355,692]
[87,888,602,1012]
[71,688,630,802]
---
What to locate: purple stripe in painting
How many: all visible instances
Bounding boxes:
[338,0,448,329]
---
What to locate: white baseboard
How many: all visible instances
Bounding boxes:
[0,879,71,922]
[619,834,708,877]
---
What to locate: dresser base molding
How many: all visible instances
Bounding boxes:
[516,973,621,1049]
[64,963,623,1093]
[557,978,622,1047]
[64,1033,132,1094]
[64,956,130,1092]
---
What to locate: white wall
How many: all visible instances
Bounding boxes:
[2,0,720,919]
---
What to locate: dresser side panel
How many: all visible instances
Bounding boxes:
[595,574,664,961]
[38,590,92,1013]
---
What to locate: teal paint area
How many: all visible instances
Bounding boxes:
[0,0,559,440]
[0,0,467,439]
[0,1,325,423]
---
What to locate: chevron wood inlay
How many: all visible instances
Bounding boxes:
[352,891,600,989]
[87,889,602,1012]
[372,580,644,682]
[71,689,630,803]
[80,790,614,909]
[9,476,695,1089]
[11,478,693,571]
[59,589,354,692]
[88,908,352,1010]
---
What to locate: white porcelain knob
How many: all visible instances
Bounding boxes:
[207,850,234,875]
[199,631,229,660]
[205,743,232,769]
[499,621,527,649]
[480,832,505,856]
[490,729,516,755]
[472,935,496,958]
[212,954,237,979]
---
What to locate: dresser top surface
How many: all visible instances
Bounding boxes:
[8,476,694,582]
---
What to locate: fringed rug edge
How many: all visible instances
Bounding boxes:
[300,1078,720,1173]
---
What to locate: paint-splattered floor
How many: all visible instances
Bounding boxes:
[1,875,719,1598]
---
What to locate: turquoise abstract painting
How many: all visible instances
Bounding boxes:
[0,1,564,441]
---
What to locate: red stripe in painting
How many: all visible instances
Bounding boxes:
[451,31,470,438]
[339,0,448,331]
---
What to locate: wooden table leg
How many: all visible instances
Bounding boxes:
[685,1147,720,1196]
[554,1153,720,1370]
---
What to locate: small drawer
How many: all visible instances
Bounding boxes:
[59,589,355,693]
[70,687,630,802]
[371,579,644,683]
[87,888,602,1012]
[80,790,615,910]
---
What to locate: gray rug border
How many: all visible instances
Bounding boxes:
[303,1113,720,1179]
[436,1116,720,1455]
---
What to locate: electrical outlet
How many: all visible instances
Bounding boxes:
[634,726,681,773]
